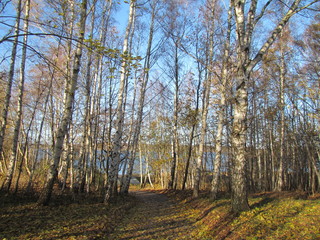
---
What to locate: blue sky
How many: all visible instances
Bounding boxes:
[117,1,130,33]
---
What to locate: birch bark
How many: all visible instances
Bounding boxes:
[193,59,213,197]
[2,0,30,191]
[193,0,216,197]
[37,0,87,205]
[0,0,22,175]
[121,0,158,194]
[211,2,232,200]
[230,0,314,212]
[276,32,286,191]
[169,43,180,190]
[105,0,136,202]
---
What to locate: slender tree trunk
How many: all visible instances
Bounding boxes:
[27,95,50,192]
[26,55,55,192]
[182,121,197,190]
[14,131,30,194]
[120,62,138,193]
[3,0,30,192]
[182,37,202,190]
[169,42,180,190]
[145,155,154,188]
[59,129,71,191]
[105,0,136,202]
[79,4,96,193]
[193,65,212,197]
[121,1,157,193]
[193,0,217,197]
[139,143,144,188]
[305,138,320,192]
[15,86,44,194]
[211,1,232,200]
[37,0,87,206]
[0,0,22,176]
[276,36,286,191]
[89,0,113,193]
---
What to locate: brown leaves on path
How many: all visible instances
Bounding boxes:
[109,190,198,240]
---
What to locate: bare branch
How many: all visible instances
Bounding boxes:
[254,0,273,26]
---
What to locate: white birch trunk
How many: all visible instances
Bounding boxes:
[105,0,136,202]
[193,0,216,197]
[3,0,29,191]
[0,0,22,177]
[276,35,286,191]
[121,3,156,193]
[230,0,309,212]
[37,0,87,205]
[169,43,180,190]
[193,68,212,197]
[211,1,232,200]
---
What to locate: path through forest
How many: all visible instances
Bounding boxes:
[109,190,197,239]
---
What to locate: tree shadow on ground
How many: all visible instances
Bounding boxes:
[250,197,275,209]
[196,201,229,221]
[0,190,135,240]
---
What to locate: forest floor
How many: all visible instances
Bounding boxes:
[0,190,136,240]
[0,189,320,239]
[110,189,320,240]
[109,190,198,239]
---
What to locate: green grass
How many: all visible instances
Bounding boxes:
[164,190,320,240]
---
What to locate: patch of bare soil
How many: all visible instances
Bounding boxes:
[109,190,197,240]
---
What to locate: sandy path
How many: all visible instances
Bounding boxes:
[109,190,197,240]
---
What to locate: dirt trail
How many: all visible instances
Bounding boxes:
[109,190,197,240]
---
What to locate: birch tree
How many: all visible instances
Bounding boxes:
[230,0,318,212]
[0,0,22,176]
[181,41,202,190]
[37,0,88,206]
[76,1,97,193]
[161,0,193,190]
[211,1,232,200]
[275,30,287,191]
[121,0,159,194]
[2,0,31,191]
[193,0,217,198]
[105,0,137,202]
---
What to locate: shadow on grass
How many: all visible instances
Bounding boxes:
[196,201,229,222]
[0,190,136,240]
[250,197,275,209]
[210,211,238,239]
[120,218,195,240]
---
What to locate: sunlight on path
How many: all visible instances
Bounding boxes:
[109,191,197,240]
